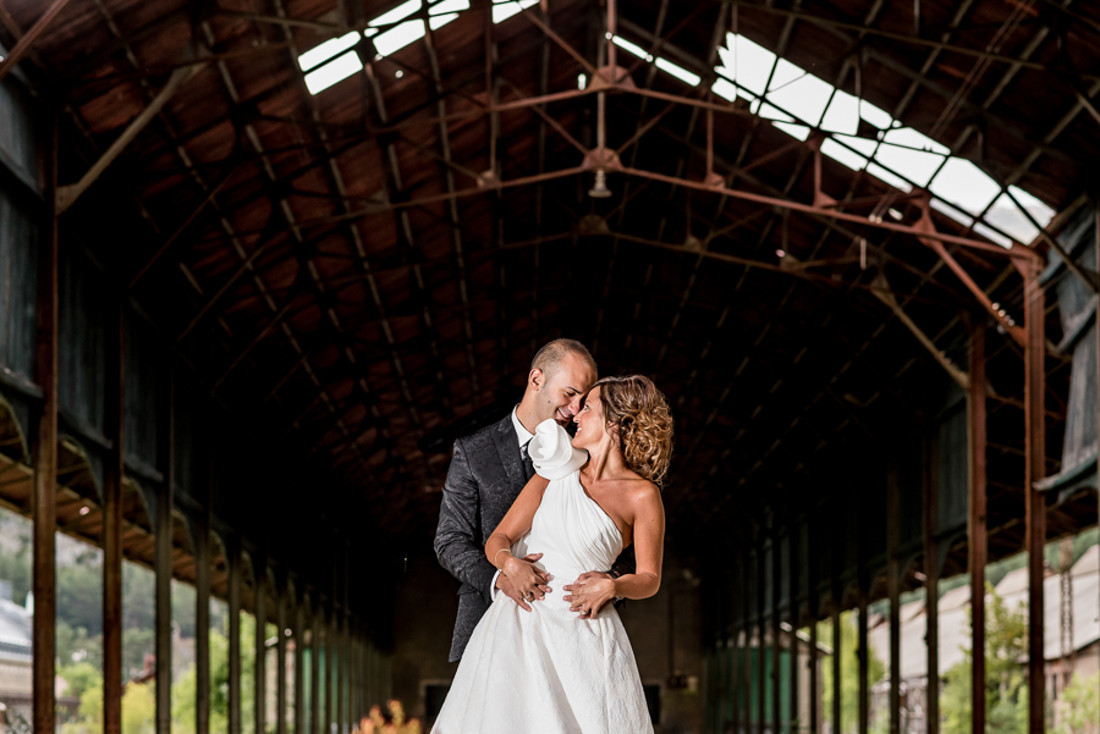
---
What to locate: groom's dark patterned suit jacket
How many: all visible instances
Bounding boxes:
[434,414,528,662]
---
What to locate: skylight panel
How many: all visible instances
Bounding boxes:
[304,51,363,94]
[719,33,774,98]
[982,189,1046,244]
[711,78,738,102]
[767,58,804,93]
[929,198,975,228]
[611,35,651,61]
[754,101,809,142]
[370,0,422,28]
[832,134,876,158]
[928,158,1001,216]
[972,222,1014,249]
[859,101,893,129]
[298,31,361,72]
[431,0,470,13]
[866,162,913,192]
[821,138,868,171]
[819,89,860,135]
[374,18,427,57]
[766,71,832,127]
[492,0,538,23]
[874,127,947,187]
[655,58,701,87]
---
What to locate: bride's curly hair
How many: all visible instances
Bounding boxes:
[595,375,674,487]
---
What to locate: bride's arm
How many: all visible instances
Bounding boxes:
[565,483,664,616]
[610,483,665,600]
[485,475,551,595]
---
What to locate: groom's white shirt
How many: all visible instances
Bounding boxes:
[489,406,536,600]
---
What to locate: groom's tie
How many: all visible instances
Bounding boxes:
[520,440,535,481]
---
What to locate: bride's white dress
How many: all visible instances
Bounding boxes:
[431,420,653,733]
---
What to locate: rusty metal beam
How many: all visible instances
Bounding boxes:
[1022,258,1046,734]
[56,64,201,213]
[32,108,61,734]
[717,0,1100,83]
[969,316,988,734]
[0,0,74,84]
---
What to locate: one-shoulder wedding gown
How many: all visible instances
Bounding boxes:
[431,419,653,734]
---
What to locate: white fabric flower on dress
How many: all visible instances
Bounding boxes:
[528,419,588,480]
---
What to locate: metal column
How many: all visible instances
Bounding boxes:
[156,366,174,734]
[103,293,124,734]
[196,512,212,734]
[969,318,988,734]
[276,585,288,734]
[229,540,243,734]
[32,110,60,734]
[255,568,267,734]
[888,463,901,734]
[924,436,940,734]
[1023,258,1046,734]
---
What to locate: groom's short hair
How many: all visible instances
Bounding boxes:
[531,338,596,380]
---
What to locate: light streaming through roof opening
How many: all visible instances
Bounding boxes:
[713,32,1055,247]
[608,34,701,87]
[301,0,479,94]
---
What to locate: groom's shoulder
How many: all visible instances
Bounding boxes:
[455,414,510,451]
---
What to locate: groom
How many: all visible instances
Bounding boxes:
[434,338,598,662]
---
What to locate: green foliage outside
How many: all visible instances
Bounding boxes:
[818,610,887,734]
[1053,671,1099,734]
[60,613,257,734]
[939,584,1030,734]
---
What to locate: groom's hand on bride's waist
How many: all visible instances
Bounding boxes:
[496,553,552,612]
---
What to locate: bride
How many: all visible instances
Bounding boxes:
[431,375,673,733]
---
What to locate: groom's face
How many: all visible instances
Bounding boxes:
[536,353,596,426]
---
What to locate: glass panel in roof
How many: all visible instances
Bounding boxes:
[612,35,651,61]
[972,221,1014,249]
[374,19,427,57]
[983,189,1043,244]
[492,0,538,24]
[858,100,892,129]
[711,78,738,102]
[820,89,860,135]
[298,31,360,72]
[833,133,877,158]
[929,197,974,228]
[370,0,422,27]
[866,161,913,192]
[719,33,774,98]
[655,58,701,87]
[431,0,470,13]
[821,138,868,171]
[928,157,1001,216]
[768,72,833,128]
[874,127,947,187]
[304,51,363,94]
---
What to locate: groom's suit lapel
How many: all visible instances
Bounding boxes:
[493,416,524,499]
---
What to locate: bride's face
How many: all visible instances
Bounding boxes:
[571,386,609,450]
